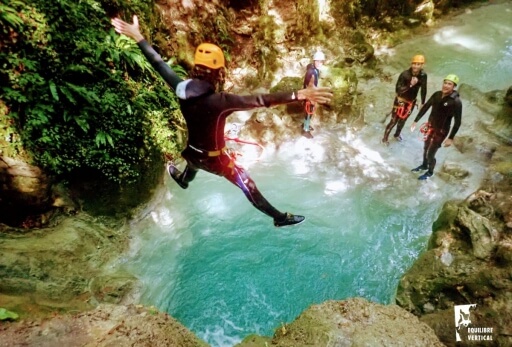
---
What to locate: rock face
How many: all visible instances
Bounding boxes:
[395,184,512,346]
[238,298,444,347]
[0,213,137,318]
[0,304,209,347]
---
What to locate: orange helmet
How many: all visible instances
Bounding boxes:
[194,43,225,69]
[411,55,425,64]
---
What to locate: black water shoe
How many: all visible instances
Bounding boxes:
[394,135,403,142]
[418,172,433,180]
[411,165,427,172]
[274,213,305,227]
[167,163,188,189]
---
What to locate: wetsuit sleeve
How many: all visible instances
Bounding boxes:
[137,40,183,91]
[414,94,433,122]
[448,97,462,139]
[395,71,410,95]
[420,73,427,104]
[303,68,315,88]
[220,91,298,112]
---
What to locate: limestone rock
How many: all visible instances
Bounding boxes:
[237,298,444,347]
[0,304,208,347]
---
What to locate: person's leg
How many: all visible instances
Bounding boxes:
[168,161,198,189]
[412,137,430,172]
[215,154,304,226]
[383,115,399,143]
[303,114,311,131]
[418,133,443,180]
[393,117,407,140]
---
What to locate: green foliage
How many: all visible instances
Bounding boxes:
[0,308,19,321]
[252,15,281,84]
[0,0,186,184]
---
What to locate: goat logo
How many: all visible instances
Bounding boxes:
[454,304,477,341]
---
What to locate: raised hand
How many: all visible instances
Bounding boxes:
[111,15,144,42]
[299,86,333,105]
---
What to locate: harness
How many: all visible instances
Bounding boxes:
[305,100,315,115]
[188,144,226,157]
[224,123,265,165]
[394,97,416,119]
[419,122,432,141]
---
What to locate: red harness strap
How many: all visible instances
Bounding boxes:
[395,100,415,119]
[419,122,432,141]
[305,100,315,115]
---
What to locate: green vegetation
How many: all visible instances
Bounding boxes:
[0,0,186,184]
[0,307,19,321]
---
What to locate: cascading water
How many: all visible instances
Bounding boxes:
[123,3,512,347]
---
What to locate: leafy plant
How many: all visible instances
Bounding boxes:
[0,0,186,184]
[0,308,19,321]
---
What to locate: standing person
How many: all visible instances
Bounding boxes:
[410,74,462,180]
[301,50,325,139]
[382,55,428,145]
[111,15,333,227]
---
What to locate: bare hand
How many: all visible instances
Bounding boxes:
[411,77,418,86]
[299,86,333,105]
[410,122,417,132]
[443,138,453,147]
[111,15,144,42]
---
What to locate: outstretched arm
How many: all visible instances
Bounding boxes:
[410,94,433,132]
[297,86,332,105]
[111,15,184,90]
[111,15,144,42]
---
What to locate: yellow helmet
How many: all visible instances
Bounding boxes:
[411,55,425,64]
[444,74,459,86]
[194,43,225,69]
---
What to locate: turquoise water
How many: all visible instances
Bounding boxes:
[124,3,510,346]
[126,126,485,346]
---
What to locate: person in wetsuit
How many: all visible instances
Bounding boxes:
[410,74,462,180]
[382,55,427,145]
[301,51,325,139]
[111,15,333,227]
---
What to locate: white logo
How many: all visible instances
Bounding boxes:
[454,304,493,342]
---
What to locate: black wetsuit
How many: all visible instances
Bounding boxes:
[302,63,319,131]
[138,40,298,220]
[413,90,462,174]
[383,68,427,141]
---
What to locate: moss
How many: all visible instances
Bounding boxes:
[252,15,281,85]
[490,161,512,178]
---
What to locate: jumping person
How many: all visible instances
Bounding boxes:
[382,55,427,145]
[410,74,462,180]
[111,15,333,227]
[301,50,325,139]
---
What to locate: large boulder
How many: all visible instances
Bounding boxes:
[0,304,209,347]
[396,180,512,346]
[237,298,444,347]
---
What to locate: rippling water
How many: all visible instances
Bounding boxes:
[123,3,511,347]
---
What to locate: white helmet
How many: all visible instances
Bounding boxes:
[313,51,325,61]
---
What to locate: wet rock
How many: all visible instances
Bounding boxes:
[0,214,134,317]
[237,298,443,347]
[396,180,512,346]
[505,86,512,107]
[0,304,208,347]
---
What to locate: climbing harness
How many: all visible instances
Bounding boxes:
[418,122,432,141]
[395,100,415,120]
[224,123,265,165]
[305,100,315,115]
